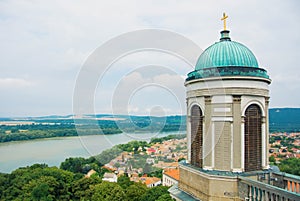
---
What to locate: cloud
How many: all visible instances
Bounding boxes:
[0,0,299,116]
[0,78,34,89]
[95,70,185,115]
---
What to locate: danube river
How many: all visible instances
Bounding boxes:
[0,132,181,173]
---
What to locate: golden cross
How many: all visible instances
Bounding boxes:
[221,12,228,30]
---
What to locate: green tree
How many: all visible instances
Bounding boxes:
[278,158,300,176]
[269,155,276,164]
[156,194,174,201]
[0,173,9,199]
[117,175,133,189]
[95,146,123,164]
[71,176,102,200]
[31,183,53,201]
[60,157,85,173]
[125,182,147,201]
[140,186,170,201]
[3,164,74,201]
[92,182,125,201]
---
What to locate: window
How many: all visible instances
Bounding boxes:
[191,105,203,167]
[244,104,262,172]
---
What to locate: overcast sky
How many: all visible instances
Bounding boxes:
[0,0,299,117]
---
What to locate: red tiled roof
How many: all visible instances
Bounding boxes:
[164,168,179,181]
[141,177,161,185]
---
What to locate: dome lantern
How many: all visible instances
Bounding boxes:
[220,30,231,41]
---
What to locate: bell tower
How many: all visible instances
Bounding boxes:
[177,14,271,200]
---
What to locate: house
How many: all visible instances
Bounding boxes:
[103,164,117,171]
[163,168,179,187]
[140,176,162,188]
[146,148,157,155]
[85,169,96,178]
[102,172,118,183]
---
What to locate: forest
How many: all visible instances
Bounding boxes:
[0,164,173,201]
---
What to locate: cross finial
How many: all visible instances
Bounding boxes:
[221,12,228,30]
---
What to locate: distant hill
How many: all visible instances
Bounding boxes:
[269,108,300,132]
[1,108,300,133]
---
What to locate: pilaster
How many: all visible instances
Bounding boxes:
[204,96,213,169]
[232,95,242,172]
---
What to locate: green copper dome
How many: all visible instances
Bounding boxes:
[195,30,259,70]
[186,30,269,81]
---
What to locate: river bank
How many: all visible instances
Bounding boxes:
[0,132,184,173]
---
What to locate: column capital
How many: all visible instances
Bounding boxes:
[233,95,241,103]
[265,97,270,105]
[204,96,212,103]
[241,116,245,123]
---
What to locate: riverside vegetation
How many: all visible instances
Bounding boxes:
[0,134,186,201]
[0,115,185,143]
[0,133,299,200]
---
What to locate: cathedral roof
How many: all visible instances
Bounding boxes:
[186,30,270,81]
[195,30,259,70]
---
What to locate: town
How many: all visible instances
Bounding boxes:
[269,132,300,163]
[93,135,186,188]
[82,132,300,188]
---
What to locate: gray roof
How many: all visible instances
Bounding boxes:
[168,184,201,201]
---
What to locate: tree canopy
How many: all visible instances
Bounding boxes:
[0,164,173,201]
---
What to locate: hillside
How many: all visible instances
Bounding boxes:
[269,108,300,132]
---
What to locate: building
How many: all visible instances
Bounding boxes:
[163,168,180,187]
[84,169,96,178]
[140,176,162,188]
[169,14,300,201]
[102,172,118,183]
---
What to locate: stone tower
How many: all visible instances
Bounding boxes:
[177,19,271,200]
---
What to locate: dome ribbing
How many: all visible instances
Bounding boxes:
[186,30,270,81]
[195,30,259,70]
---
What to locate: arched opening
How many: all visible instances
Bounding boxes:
[191,105,203,167]
[244,104,262,172]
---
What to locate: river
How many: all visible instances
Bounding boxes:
[0,132,182,173]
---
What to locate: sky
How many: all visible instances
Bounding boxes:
[0,0,299,117]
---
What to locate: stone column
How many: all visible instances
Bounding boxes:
[186,99,191,163]
[204,96,212,169]
[262,116,267,169]
[232,95,242,172]
[264,97,270,169]
[187,114,191,163]
[241,115,245,171]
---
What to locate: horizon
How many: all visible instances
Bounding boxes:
[1,107,300,118]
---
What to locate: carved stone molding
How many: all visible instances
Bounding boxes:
[233,95,241,103]
[204,96,212,103]
[265,97,270,105]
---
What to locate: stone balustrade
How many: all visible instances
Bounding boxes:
[239,175,299,201]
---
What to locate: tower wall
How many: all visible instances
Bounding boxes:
[174,25,273,201]
[185,76,270,172]
[179,164,241,201]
